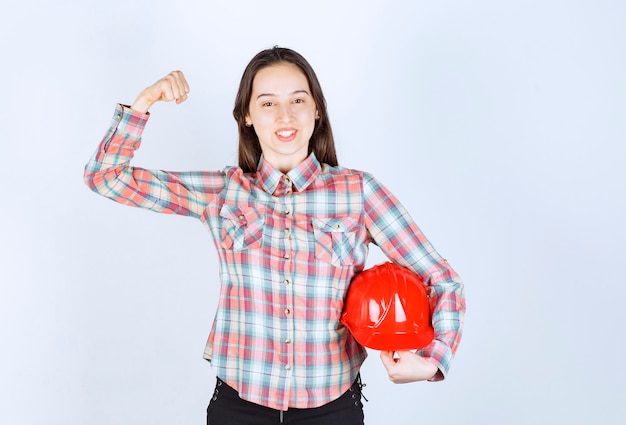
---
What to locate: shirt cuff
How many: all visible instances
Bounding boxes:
[112,103,150,137]
[415,339,453,382]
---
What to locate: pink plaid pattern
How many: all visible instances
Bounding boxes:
[84,104,465,410]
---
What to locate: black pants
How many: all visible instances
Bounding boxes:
[206,377,365,425]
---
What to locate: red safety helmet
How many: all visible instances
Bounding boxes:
[340,262,434,351]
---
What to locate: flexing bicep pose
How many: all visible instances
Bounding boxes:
[84,47,465,425]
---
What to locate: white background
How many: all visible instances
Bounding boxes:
[1,1,625,424]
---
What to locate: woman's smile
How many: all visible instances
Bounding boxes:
[276,128,297,142]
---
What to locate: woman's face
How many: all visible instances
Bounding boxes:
[245,63,318,173]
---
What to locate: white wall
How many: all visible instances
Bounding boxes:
[1,1,624,424]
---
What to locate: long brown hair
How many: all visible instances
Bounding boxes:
[233,47,338,173]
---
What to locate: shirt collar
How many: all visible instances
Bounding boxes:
[257,153,322,195]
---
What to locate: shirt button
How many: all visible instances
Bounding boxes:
[283,254,290,260]
[285,364,292,370]
[285,227,291,236]
[284,209,291,215]
[284,177,291,184]
[284,279,291,285]
[284,308,291,316]
[285,338,292,344]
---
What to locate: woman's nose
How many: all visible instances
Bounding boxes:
[277,104,292,123]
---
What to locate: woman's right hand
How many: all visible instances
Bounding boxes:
[131,70,190,113]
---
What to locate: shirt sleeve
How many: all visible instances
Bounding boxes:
[83,104,226,218]
[362,172,466,381]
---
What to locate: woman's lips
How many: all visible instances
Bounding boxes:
[276,129,297,142]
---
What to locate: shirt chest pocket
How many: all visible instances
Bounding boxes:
[220,205,265,251]
[312,216,360,267]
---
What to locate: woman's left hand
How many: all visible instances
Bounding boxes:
[380,351,438,383]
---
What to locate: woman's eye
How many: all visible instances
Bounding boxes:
[262,101,274,107]
[293,98,304,104]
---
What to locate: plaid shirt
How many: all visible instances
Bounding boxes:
[84,104,465,410]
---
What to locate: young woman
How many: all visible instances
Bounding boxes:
[84,47,465,425]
